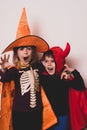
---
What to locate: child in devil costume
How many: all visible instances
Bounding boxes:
[39,43,87,130]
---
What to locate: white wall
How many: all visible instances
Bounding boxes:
[0,0,87,86]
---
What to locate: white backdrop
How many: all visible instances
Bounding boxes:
[0,0,87,86]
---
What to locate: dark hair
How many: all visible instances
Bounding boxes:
[41,50,54,61]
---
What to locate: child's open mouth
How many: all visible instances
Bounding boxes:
[24,57,29,61]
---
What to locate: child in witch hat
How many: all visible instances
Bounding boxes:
[0,8,57,130]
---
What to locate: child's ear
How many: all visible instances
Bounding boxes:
[41,61,45,66]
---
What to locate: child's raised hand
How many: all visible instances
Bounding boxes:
[0,54,13,70]
[63,64,74,73]
[61,64,74,80]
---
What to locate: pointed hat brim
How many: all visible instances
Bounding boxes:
[2,35,49,53]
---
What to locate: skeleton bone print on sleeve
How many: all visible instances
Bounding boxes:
[20,69,39,108]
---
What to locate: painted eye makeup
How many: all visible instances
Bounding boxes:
[19,46,25,50]
[27,47,32,50]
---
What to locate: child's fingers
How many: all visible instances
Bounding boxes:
[61,72,67,79]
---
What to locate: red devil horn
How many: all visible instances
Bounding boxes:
[62,42,70,57]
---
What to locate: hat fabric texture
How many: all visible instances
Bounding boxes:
[2,8,49,53]
[50,43,70,74]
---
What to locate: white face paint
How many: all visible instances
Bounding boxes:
[42,56,56,75]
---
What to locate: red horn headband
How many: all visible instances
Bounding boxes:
[62,42,70,58]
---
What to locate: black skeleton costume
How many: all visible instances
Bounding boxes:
[2,64,43,130]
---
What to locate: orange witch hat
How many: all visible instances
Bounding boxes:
[2,8,49,53]
[16,8,31,39]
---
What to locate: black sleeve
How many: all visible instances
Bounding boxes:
[65,69,85,90]
[2,67,18,82]
[0,70,4,82]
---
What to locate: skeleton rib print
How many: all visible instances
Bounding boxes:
[20,70,37,108]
